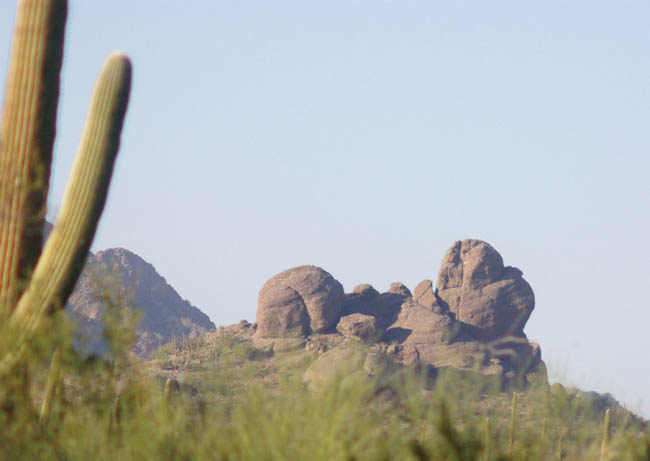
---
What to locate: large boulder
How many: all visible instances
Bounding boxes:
[337,313,380,342]
[256,265,344,338]
[436,240,535,341]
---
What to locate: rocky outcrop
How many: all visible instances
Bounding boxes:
[436,240,535,341]
[381,298,506,376]
[341,283,405,329]
[254,239,544,389]
[387,282,411,298]
[384,299,462,346]
[336,313,380,342]
[67,248,215,357]
[256,265,344,338]
[413,280,437,308]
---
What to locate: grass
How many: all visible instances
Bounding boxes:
[1,302,649,460]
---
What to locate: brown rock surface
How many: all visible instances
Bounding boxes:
[256,265,344,338]
[255,283,309,338]
[384,299,462,346]
[387,282,411,298]
[383,299,506,377]
[336,313,380,342]
[413,279,437,308]
[436,240,535,341]
[418,341,504,376]
[352,283,379,297]
[342,283,402,329]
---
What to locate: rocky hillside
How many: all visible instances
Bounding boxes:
[66,248,215,357]
[149,239,645,432]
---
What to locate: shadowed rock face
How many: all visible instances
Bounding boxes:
[341,283,405,330]
[66,248,215,357]
[436,240,535,341]
[256,265,344,338]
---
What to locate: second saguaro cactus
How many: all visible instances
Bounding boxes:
[0,0,132,373]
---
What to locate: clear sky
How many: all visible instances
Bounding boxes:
[1,1,648,417]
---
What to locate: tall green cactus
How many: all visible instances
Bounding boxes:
[0,0,131,373]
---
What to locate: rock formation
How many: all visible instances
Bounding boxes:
[340,283,403,330]
[251,239,545,390]
[436,239,535,341]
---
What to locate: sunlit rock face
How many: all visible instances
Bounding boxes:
[436,239,535,341]
[255,265,344,338]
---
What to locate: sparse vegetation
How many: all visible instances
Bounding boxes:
[1,320,649,460]
[1,1,648,460]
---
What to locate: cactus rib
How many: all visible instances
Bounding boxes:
[0,0,66,315]
[0,0,132,375]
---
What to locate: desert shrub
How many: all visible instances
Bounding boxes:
[3,317,649,461]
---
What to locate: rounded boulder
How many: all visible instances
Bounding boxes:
[436,240,535,341]
[256,265,344,338]
[336,313,380,342]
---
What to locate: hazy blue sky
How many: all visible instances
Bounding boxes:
[1,1,648,417]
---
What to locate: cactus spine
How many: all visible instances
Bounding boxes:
[0,0,131,373]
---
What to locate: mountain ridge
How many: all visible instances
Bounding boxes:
[66,246,215,357]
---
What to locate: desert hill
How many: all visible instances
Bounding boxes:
[55,229,644,427]
[65,247,215,357]
[42,222,215,356]
[148,239,645,431]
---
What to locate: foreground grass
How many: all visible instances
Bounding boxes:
[1,310,649,460]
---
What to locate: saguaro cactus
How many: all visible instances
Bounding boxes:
[0,0,131,372]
